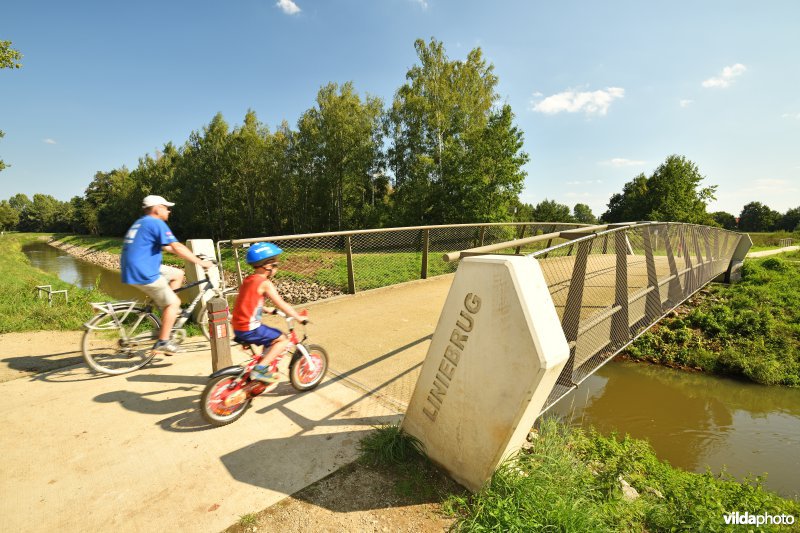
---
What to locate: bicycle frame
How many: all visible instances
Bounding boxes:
[84,276,218,335]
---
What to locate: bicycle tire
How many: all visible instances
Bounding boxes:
[82,308,161,375]
[201,375,251,426]
[289,344,328,391]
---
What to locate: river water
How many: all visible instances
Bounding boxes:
[22,241,141,301]
[22,241,800,498]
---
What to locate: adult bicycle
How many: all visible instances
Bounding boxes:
[82,257,232,375]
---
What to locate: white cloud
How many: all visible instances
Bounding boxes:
[276,0,300,15]
[531,87,624,116]
[43,138,56,144]
[702,63,746,88]
[782,112,800,120]
[599,158,645,167]
[412,0,429,8]
[679,99,694,108]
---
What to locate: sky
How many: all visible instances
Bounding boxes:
[2,0,799,219]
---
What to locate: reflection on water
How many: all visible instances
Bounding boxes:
[550,360,800,498]
[22,242,142,301]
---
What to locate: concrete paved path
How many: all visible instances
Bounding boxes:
[0,275,455,533]
[747,245,799,257]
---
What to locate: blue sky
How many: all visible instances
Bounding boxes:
[2,0,799,219]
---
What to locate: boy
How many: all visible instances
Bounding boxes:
[231,241,307,383]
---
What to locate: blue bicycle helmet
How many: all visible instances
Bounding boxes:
[246,242,283,265]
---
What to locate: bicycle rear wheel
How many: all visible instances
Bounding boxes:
[82,308,161,375]
[196,303,233,343]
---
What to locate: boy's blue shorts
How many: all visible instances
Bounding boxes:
[233,325,282,347]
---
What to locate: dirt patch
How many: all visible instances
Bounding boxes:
[224,459,465,533]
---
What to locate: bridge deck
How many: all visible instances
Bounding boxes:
[296,252,715,410]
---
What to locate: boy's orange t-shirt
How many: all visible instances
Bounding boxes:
[231,273,266,331]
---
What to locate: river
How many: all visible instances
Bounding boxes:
[22,241,800,498]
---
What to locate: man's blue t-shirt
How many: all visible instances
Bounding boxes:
[120,216,178,285]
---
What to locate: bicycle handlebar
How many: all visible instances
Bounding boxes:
[268,308,309,325]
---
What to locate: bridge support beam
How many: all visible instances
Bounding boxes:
[402,255,569,492]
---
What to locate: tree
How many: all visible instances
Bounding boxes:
[738,202,781,232]
[295,82,385,231]
[0,200,19,230]
[387,38,528,225]
[711,211,737,230]
[1,41,23,172]
[601,155,716,223]
[17,194,69,232]
[572,203,597,224]
[0,41,23,69]
[0,130,6,173]
[532,199,573,222]
[777,206,800,232]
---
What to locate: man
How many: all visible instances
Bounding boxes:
[121,195,213,355]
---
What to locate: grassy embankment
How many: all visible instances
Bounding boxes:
[624,251,800,386]
[747,230,800,252]
[360,421,800,532]
[0,233,109,333]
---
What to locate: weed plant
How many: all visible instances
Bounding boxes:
[625,253,800,386]
[446,419,800,532]
[0,234,110,332]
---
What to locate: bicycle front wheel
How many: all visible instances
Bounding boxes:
[289,344,328,391]
[82,308,161,375]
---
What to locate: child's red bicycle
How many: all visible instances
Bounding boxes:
[200,309,328,426]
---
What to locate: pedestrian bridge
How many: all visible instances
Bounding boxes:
[219,221,750,490]
[221,221,749,417]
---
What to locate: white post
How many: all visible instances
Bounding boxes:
[401,255,569,492]
[185,239,221,322]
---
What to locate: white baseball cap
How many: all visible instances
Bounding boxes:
[142,195,175,208]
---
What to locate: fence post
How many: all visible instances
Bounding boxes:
[514,225,526,254]
[421,229,430,280]
[642,226,661,321]
[345,235,356,294]
[208,297,232,371]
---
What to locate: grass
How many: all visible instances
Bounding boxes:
[624,251,800,386]
[0,233,111,333]
[746,230,799,249]
[364,420,800,532]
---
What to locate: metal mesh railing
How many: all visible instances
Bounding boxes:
[216,222,585,304]
[442,222,743,414]
[531,223,742,414]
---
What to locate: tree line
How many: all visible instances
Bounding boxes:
[1,39,534,239]
[1,39,796,238]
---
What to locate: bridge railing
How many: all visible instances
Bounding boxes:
[216,222,585,302]
[443,222,748,414]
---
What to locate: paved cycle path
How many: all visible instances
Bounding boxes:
[0,275,453,533]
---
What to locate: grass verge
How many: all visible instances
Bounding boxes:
[624,252,800,386]
[0,233,110,333]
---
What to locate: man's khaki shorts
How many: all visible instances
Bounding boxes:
[133,265,183,308]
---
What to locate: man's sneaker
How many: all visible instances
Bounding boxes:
[250,365,280,384]
[152,339,181,356]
